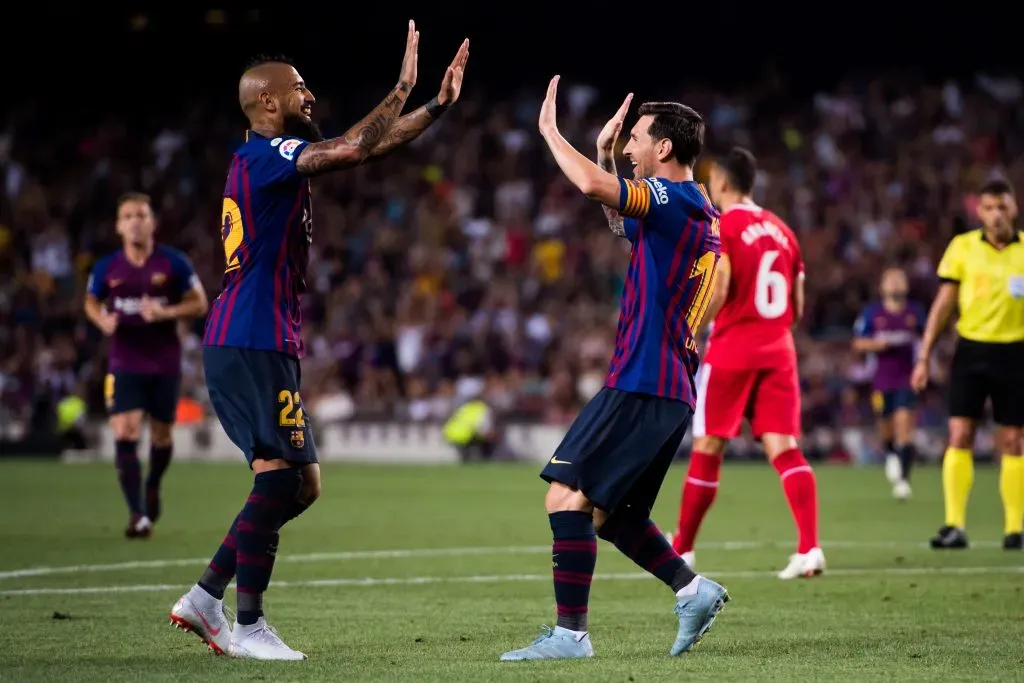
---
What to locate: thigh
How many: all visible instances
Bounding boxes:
[203,347,318,467]
[990,344,1024,428]
[106,372,148,416]
[692,363,757,439]
[618,408,692,518]
[948,341,989,421]
[749,362,802,438]
[145,374,182,425]
[541,388,691,513]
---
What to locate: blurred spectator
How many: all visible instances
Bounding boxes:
[3,68,1022,459]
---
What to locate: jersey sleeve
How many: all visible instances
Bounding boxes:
[936,236,964,282]
[252,137,309,185]
[853,306,875,337]
[617,177,673,220]
[86,259,109,300]
[169,249,201,295]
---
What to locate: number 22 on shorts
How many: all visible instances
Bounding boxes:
[278,390,306,428]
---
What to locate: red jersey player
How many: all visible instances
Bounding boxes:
[670,147,824,579]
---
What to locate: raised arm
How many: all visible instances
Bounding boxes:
[296,21,419,175]
[368,39,469,159]
[596,94,634,237]
[538,76,622,208]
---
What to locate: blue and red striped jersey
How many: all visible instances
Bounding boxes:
[203,131,313,358]
[605,177,721,406]
[88,245,198,375]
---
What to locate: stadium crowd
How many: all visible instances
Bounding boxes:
[2,69,1023,454]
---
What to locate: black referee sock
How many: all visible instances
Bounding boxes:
[897,443,916,482]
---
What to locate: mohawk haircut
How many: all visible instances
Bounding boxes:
[636,102,704,167]
[979,178,1015,197]
[242,53,296,73]
[718,147,758,195]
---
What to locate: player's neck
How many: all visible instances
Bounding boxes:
[717,193,752,213]
[249,119,283,140]
[881,301,905,314]
[982,227,1014,249]
[123,243,153,266]
[654,162,693,184]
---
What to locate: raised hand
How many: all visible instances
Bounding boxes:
[597,93,634,153]
[539,75,560,136]
[399,19,420,90]
[438,38,469,105]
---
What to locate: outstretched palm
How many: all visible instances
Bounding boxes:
[438,39,470,105]
[597,93,633,153]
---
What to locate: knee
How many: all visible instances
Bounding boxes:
[948,421,975,450]
[693,436,727,456]
[997,428,1024,456]
[149,423,173,447]
[544,483,592,515]
[112,414,143,441]
[300,477,322,505]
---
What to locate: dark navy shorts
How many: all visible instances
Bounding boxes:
[105,372,181,424]
[540,387,693,515]
[203,346,318,467]
[871,388,918,418]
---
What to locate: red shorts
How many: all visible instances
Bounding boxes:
[692,362,801,439]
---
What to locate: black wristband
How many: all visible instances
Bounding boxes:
[426,97,449,119]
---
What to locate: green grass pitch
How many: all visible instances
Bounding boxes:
[0,461,1021,682]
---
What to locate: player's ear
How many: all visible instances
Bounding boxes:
[259,91,277,113]
[656,138,673,163]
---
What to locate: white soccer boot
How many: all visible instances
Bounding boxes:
[170,585,233,655]
[230,617,306,660]
[777,547,826,580]
[884,453,902,485]
[892,479,912,501]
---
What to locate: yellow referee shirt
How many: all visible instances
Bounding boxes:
[936,229,1024,343]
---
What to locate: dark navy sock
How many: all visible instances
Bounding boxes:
[146,444,173,490]
[884,439,895,454]
[612,517,695,592]
[235,469,301,625]
[898,443,916,482]
[114,440,143,515]
[198,515,239,600]
[549,511,597,632]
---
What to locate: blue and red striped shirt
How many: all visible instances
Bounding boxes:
[203,131,313,358]
[605,177,721,407]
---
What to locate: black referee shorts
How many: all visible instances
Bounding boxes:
[948,338,1024,427]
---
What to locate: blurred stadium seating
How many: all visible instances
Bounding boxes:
[2,11,1023,463]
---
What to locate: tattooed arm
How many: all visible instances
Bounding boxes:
[597,148,626,237]
[295,84,411,175]
[296,20,419,176]
[367,38,469,160]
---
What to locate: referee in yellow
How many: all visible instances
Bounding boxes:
[912,179,1024,550]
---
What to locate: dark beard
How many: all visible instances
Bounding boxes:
[283,114,324,142]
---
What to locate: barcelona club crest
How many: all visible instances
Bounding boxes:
[290,429,305,449]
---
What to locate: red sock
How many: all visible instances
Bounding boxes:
[673,451,722,554]
[771,448,819,554]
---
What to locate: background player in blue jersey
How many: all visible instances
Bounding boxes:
[853,268,925,500]
[500,80,727,662]
[169,22,469,660]
[84,193,208,538]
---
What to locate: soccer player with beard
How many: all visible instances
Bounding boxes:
[169,23,469,660]
[500,83,727,662]
[85,193,208,539]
